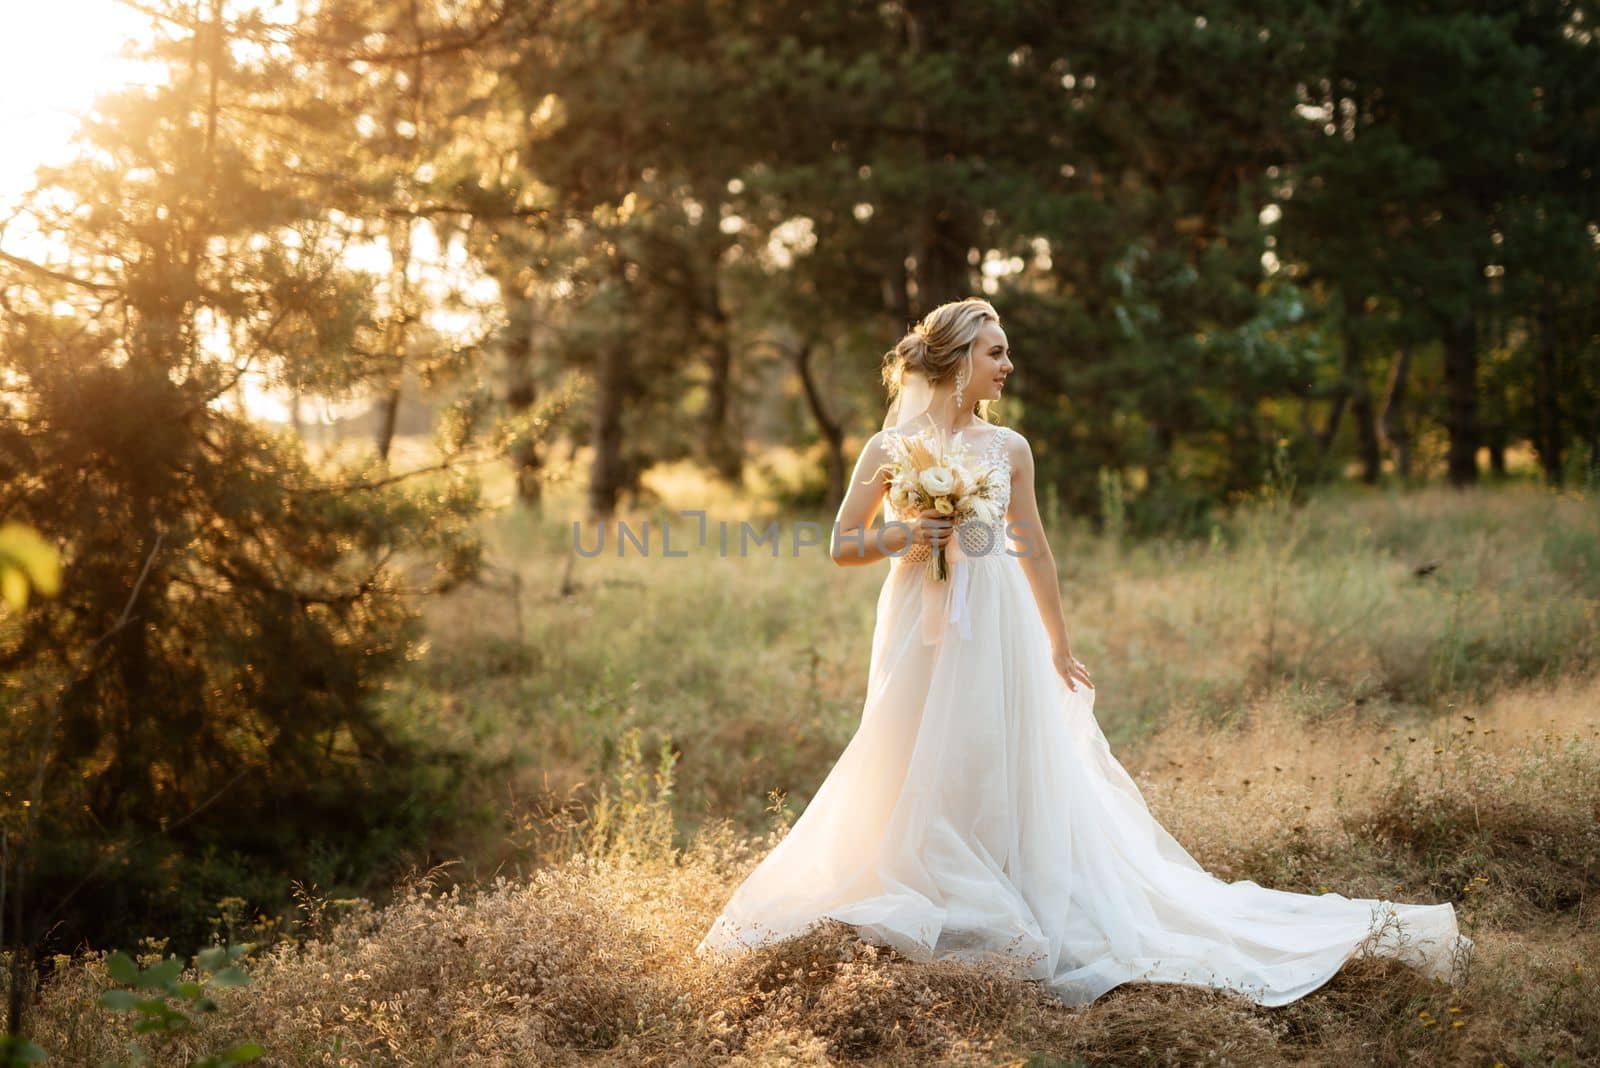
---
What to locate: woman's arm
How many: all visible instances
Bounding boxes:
[829,431,950,566]
[1005,432,1094,691]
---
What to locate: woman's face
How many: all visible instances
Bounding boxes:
[965,321,1013,403]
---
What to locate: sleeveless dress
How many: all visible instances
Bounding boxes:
[695,422,1468,1007]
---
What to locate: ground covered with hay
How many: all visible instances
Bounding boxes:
[17,480,1600,1065]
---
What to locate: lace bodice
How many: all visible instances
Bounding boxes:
[885,423,1015,564]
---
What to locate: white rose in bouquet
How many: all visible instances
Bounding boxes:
[918,466,957,497]
[874,426,1009,581]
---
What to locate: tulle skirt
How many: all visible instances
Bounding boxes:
[695,550,1468,1007]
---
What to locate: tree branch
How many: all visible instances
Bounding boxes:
[112,0,532,65]
[377,203,551,222]
[28,534,165,809]
[287,448,501,496]
[0,250,121,295]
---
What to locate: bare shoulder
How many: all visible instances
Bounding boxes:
[999,425,1034,468]
[870,425,917,456]
[854,428,895,475]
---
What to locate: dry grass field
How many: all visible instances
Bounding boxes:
[18,467,1600,1066]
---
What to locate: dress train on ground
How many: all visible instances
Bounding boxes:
[696,425,1468,1007]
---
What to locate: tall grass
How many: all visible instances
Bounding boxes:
[13,468,1599,1065]
[1078,481,1600,737]
[408,470,1598,877]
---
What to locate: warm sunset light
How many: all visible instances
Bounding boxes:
[0,0,486,426]
[0,2,160,206]
[1,5,1594,1061]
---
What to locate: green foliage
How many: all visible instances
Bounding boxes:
[0,1035,47,1066]
[582,726,681,866]
[1095,467,1127,547]
[0,1,487,961]
[490,0,1598,520]
[93,944,263,1067]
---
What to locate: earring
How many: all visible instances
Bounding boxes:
[953,366,967,413]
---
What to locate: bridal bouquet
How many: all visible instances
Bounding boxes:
[878,427,1007,581]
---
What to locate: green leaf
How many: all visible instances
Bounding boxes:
[177,980,204,999]
[208,965,250,988]
[196,946,228,972]
[105,951,140,985]
[135,957,183,989]
[97,989,141,1010]
[0,1035,48,1064]
[222,1042,266,1062]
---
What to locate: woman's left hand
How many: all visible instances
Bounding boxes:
[1052,647,1094,692]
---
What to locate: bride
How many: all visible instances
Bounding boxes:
[695,297,1468,1007]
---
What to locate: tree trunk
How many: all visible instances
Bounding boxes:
[1486,419,1507,477]
[885,262,911,330]
[1378,342,1414,479]
[914,200,976,314]
[374,386,402,463]
[1147,421,1178,490]
[587,333,628,521]
[700,278,742,484]
[374,213,413,463]
[794,337,845,513]
[1533,306,1565,485]
[503,297,545,507]
[1441,311,1479,486]
[1344,303,1381,484]
[376,5,422,465]
[1314,385,1349,478]
[904,0,974,317]
[1352,385,1382,484]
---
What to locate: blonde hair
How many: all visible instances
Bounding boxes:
[881,297,1000,413]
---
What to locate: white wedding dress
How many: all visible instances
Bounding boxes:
[695,422,1468,1007]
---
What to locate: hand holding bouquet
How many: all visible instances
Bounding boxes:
[877,426,1007,581]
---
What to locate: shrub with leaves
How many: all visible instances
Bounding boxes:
[93,944,263,1068]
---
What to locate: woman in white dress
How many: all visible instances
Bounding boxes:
[695,297,1468,1007]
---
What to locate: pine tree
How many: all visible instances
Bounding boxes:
[0,0,484,956]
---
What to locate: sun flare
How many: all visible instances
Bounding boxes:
[0,2,161,204]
